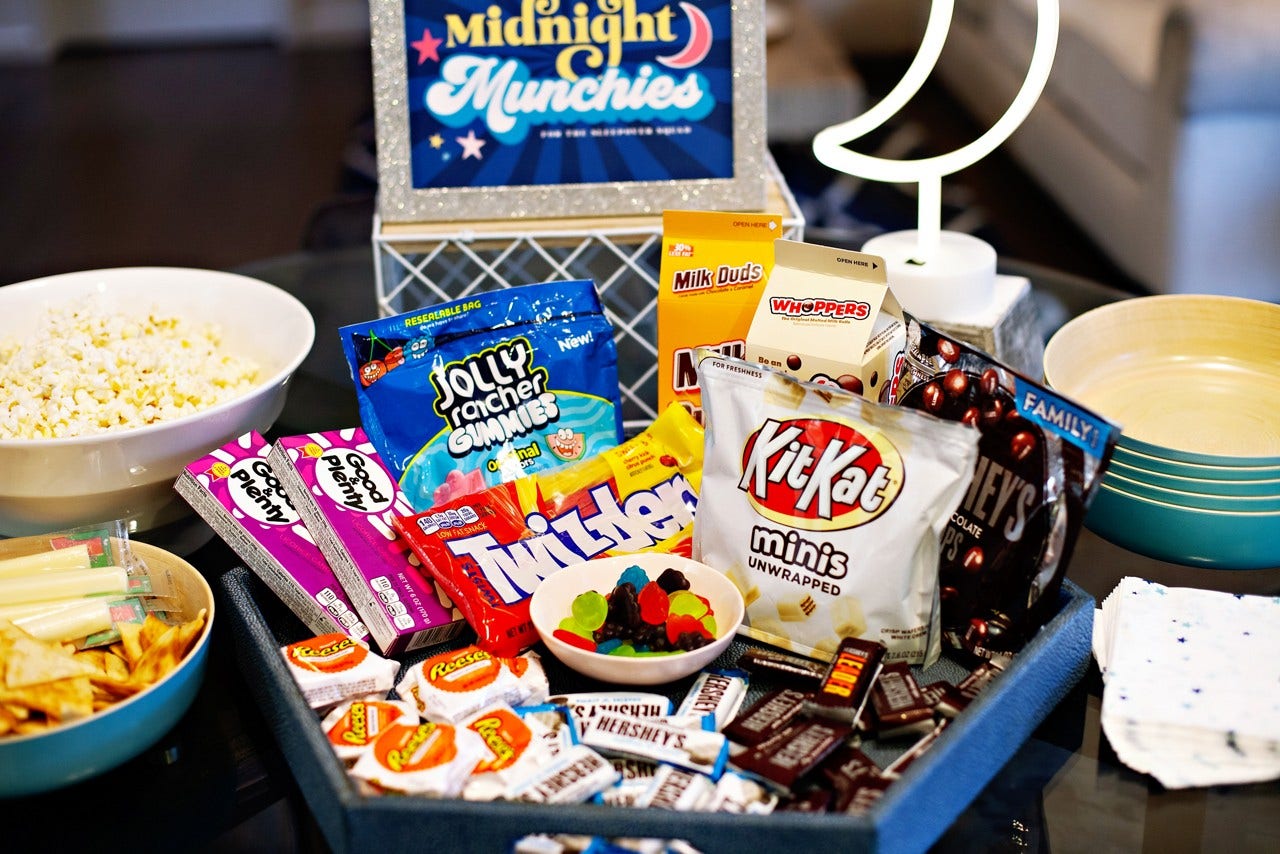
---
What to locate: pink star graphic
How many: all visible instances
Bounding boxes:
[410,28,444,64]
[457,130,486,160]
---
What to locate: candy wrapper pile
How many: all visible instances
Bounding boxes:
[280,622,1010,825]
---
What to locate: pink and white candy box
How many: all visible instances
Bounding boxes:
[269,427,467,655]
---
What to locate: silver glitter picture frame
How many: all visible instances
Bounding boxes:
[370,0,768,224]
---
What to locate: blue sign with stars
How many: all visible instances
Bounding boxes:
[401,0,737,191]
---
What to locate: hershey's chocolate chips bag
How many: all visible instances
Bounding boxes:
[889,317,1119,657]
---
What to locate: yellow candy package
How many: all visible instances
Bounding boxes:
[657,209,783,424]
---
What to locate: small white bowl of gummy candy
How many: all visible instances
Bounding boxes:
[529,553,745,686]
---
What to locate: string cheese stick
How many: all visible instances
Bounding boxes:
[14,599,113,644]
[0,599,89,622]
[0,566,127,606]
[0,545,92,578]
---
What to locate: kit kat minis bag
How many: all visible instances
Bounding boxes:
[694,355,979,666]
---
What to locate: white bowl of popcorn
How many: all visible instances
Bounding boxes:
[0,267,314,538]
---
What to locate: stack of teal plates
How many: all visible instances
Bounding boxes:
[1044,294,1280,569]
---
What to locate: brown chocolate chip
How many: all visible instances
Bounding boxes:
[922,382,944,413]
[786,354,802,370]
[938,339,961,363]
[962,546,984,573]
[943,369,969,398]
[1011,431,1037,461]
[961,406,981,427]
[837,374,863,395]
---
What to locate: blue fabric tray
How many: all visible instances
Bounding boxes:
[220,567,1093,853]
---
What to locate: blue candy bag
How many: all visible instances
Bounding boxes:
[340,281,624,511]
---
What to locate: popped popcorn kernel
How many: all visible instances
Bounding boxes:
[0,298,261,440]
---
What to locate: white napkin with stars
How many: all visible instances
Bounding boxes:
[1093,576,1280,789]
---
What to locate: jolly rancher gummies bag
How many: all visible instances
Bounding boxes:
[694,355,979,667]
[340,281,624,511]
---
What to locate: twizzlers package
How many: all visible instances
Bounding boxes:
[888,317,1120,657]
[394,404,704,657]
[340,281,624,512]
[694,355,979,666]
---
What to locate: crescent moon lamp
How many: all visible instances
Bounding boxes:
[657,2,713,70]
[811,0,1059,321]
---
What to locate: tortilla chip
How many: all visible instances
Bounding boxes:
[117,621,144,667]
[139,613,170,651]
[102,651,130,682]
[127,610,206,690]
[4,636,98,689]
[128,628,182,686]
[0,674,94,720]
[1,700,29,722]
[13,718,53,735]
[73,648,107,675]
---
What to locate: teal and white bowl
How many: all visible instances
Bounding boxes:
[1044,294,1280,468]
[1106,457,1280,498]
[0,542,215,797]
[1086,482,1280,569]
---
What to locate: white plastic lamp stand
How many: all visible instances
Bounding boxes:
[812,0,1059,323]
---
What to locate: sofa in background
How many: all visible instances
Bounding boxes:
[822,0,1280,301]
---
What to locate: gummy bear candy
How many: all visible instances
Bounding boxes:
[571,590,609,631]
[668,590,708,620]
[558,616,595,639]
[666,613,706,646]
[656,568,690,594]
[596,638,624,655]
[607,582,642,630]
[637,582,670,626]
[617,564,650,592]
[553,628,597,651]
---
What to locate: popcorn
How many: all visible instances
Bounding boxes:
[0,299,259,440]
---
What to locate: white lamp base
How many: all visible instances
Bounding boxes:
[861,230,1044,378]
[928,273,1045,380]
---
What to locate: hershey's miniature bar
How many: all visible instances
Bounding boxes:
[804,636,885,725]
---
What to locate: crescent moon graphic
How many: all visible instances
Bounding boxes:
[657,2,713,70]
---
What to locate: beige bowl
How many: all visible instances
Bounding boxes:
[0,267,314,537]
[1044,294,1280,461]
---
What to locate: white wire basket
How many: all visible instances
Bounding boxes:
[373,153,804,431]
